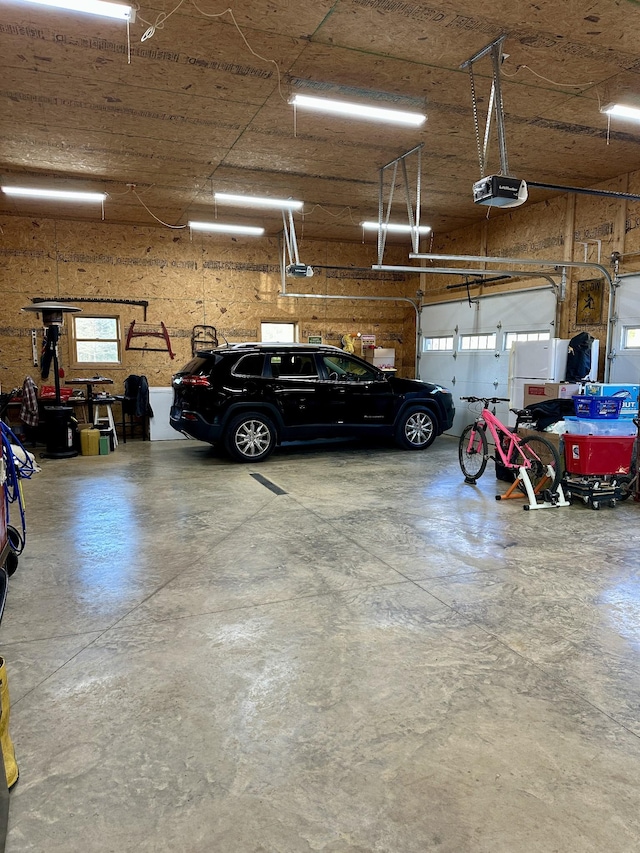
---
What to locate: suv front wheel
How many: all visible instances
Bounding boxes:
[224,413,277,462]
[394,407,437,450]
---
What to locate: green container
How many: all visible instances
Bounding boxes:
[99,435,110,455]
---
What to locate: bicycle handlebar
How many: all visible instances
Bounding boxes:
[460,396,510,404]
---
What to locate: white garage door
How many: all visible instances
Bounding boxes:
[419,287,558,436]
[609,273,640,384]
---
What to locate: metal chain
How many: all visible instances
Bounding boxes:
[468,66,485,177]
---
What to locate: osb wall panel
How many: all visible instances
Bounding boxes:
[426,173,640,379]
[424,222,485,299]
[619,171,640,272]
[486,198,568,260]
[0,216,419,392]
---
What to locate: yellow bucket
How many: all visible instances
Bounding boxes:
[0,658,18,789]
[80,428,100,456]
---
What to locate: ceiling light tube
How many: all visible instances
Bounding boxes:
[188,221,265,236]
[602,103,640,122]
[19,0,135,19]
[214,193,303,210]
[2,186,107,202]
[290,94,426,127]
[361,221,431,234]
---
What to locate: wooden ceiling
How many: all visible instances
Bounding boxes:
[1,0,640,242]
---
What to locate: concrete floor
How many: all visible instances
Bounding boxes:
[2,435,640,852]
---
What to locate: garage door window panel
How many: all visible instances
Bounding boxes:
[423,336,454,352]
[459,333,496,351]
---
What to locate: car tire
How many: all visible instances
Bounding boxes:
[224,413,277,463]
[394,407,437,451]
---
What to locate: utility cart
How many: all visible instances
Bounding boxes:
[563,433,635,509]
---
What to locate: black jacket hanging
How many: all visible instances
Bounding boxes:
[566,332,594,382]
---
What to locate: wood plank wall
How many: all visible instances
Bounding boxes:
[0,217,418,393]
[3,168,640,394]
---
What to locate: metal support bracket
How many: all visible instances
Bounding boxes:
[376,143,424,266]
[460,35,510,178]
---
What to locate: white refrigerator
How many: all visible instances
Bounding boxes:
[508,338,599,425]
[508,339,570,426]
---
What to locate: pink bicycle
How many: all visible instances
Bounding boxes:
[458,396,561,493]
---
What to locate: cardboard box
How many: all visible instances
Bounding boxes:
[523,384,548,407]
[365,347,395,369]
[517,427,563,453]
[583,383,639,418]
[544,382,582,400]
[523,383,581,407]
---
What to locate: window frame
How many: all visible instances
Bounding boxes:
[458,332,497,352]
[622,326,640,349]
[232,353,266,378]
[422,335,454,352]
[260,322,298,343]
[504,330,551,350]
[71,314,122,367]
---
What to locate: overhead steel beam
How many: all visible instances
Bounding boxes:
[408,252,613,285]
[527,181,640,203]
[383,252,616,380]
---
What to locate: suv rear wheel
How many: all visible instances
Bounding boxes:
[394,407,437,450]
[224,413,277,462]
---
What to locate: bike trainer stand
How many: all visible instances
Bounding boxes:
[496,465,570,511]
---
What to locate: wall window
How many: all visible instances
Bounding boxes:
[422,335,454,352]
[459,333,496,351]
[504,331,551,349]
[623,326,640,349]
[261,322,297,343]
[73,316,120,364]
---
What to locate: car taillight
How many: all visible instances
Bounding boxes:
[180,375,211,387]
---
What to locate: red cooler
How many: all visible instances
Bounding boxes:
[564,434,635,476]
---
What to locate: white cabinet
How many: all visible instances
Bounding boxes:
[148,387,187,441]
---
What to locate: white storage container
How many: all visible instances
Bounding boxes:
[370,348,395,370]
[563,416,637,436]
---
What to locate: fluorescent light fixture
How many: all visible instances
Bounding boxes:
[19,0,135,20]
[2,186,106,202]
[602,103,640,122]
[188,221,265,236]
[361,221,431,234]
[290,94,425,127]
[214,193,303,211]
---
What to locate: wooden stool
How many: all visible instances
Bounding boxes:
[93,397,118,448]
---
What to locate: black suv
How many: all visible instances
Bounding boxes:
[170,343,454,462]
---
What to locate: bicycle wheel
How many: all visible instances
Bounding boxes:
[459,424,488,481]
[510,435,561,492]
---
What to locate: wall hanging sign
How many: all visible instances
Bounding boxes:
[576,278,604,326]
